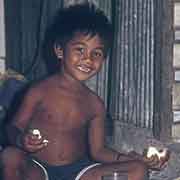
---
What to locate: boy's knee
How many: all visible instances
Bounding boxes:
[134,161,147,171]
[131,161,148,180]
[1,146,26,168]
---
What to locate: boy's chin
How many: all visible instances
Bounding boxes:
[77,77,91,82]
[75,73,96,81]
[79,74,96,81]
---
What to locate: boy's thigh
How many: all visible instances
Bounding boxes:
[0,146,46,180]
[1,146,26,167]
[79,161,148,180]
[26,160,47,180]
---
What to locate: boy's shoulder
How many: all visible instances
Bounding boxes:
[86,86,105,111]
[27,76,55,95]
[32,75,57,88]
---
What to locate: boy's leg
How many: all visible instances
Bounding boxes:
[79,160,149,180]
[0,146,46,180]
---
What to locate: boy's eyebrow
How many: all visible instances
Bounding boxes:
[70,42,105,49]
[70,42,86,46]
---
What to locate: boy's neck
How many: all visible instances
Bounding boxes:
[56,71,85,92]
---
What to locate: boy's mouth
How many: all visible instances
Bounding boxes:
[77,65,92,73]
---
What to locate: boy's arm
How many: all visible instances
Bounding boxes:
[6,87,41,147]
[88,99,170,169]
[88,99,135,163]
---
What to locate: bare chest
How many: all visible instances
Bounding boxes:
[31,93,93,131]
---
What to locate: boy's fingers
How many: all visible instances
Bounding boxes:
[25,136,41,145]
[26,143,45,152]
[144,155,162,169]
[30,134,41,140]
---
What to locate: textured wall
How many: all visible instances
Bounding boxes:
[108,0,154,129]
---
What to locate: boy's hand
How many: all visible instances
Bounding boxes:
[143,154,162,170]
[19,129,48,153]
[127,151,161,169]
[127,149,170,170]
[143,148,170,170]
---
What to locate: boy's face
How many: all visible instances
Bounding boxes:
[55,32,106,81]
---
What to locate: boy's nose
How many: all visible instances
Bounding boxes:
[82,52,93,62]
[83,57,93,65]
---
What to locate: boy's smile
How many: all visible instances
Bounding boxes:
[55,32,106,81]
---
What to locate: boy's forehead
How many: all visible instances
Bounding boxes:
[69,32,105,46]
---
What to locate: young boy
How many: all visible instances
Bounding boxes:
[1,3,168,180]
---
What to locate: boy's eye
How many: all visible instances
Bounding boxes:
[75,47,85,54]
[92,50,104,59]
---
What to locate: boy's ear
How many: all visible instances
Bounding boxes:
[54,44,63,59]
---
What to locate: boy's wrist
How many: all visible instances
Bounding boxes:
[116,152,128,161]
[116,152,136,162]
